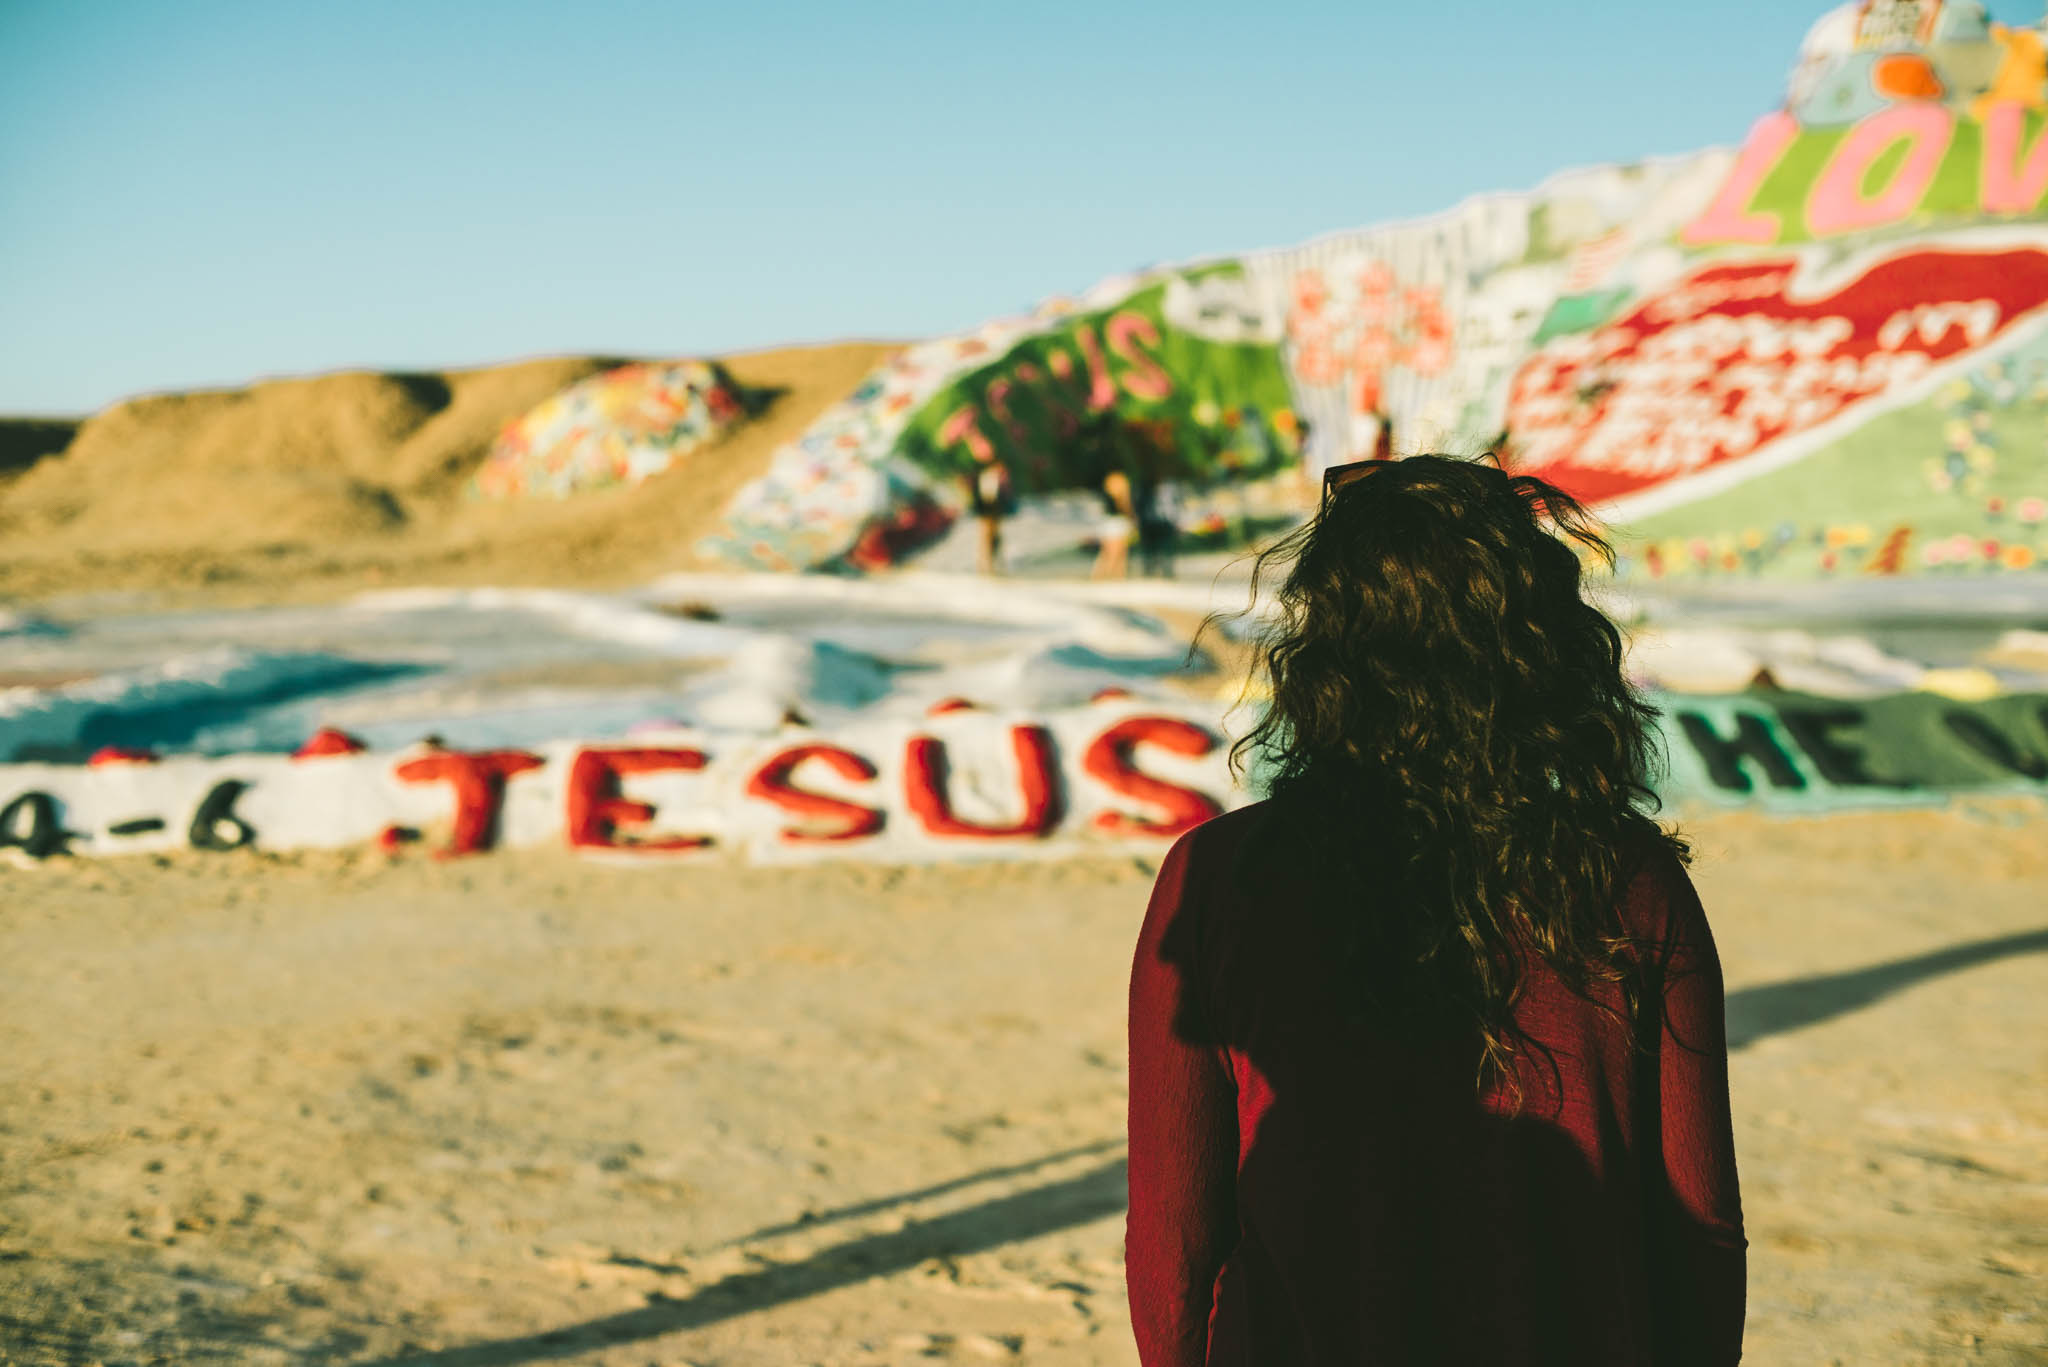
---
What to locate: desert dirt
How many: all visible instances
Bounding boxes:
[1,802,2044,1366]
[0,342,896,609]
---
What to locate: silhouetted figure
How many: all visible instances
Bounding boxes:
[1128,455,1744,1365]
[966,458,1014,576]
[1371,408,1394,461]
[1136,475,1178,579]
[1132,439,1180,579]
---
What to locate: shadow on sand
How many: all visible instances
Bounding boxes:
[354,1158,1127,1367]
[1725,926,2048,1050]
[340,925,2046,1365]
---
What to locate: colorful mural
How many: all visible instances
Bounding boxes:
[704,0,2048,575]
[1506,247,2048,508]
[475,361,746,500]
[1617,326,2048,581]
[892,273,1301,496]
[700,272,1304,571]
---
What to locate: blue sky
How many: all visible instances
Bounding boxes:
[0,1,1822,415]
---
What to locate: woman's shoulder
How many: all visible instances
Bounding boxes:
[1147,802,1273,910]
[1612,827,1713,959]
[1166,801,1326,942]
[1187,798,1272,846]
[1165,800,1274,879]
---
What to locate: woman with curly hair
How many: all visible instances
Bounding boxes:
[1126,455,1744,1365]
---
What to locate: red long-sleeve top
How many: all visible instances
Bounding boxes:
[1127,804,1745,1366]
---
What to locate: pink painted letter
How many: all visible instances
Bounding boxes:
[1682,112,1800,246]
[1807,103,1954,236]
[1981,101,2048,214]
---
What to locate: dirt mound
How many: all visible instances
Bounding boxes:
[0,343,895,605]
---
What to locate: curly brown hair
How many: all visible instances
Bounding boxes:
[1225,454,1688,1088]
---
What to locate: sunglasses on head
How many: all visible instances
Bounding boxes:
[1320,458,1380,506]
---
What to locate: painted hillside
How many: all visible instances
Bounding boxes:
[712,0,2048,582]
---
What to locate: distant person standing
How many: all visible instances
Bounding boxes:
[1095,465,1137,580]
[967,458,1014,576]
[1136,458,1180,580]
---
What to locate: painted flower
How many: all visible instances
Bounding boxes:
[1286,262,1454,414]
[1292,269,1329,318]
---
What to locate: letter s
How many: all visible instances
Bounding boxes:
[1107,311,1173,401]
[746,744,886,843]
[1083,717,1223,837]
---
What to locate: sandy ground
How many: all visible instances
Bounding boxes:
[2,804,2045,1367]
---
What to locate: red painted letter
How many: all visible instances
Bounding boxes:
[1681,112,1800,246]
[746,744,886,843]
[395,748,544,857]
[293,727,367,759]
[1083,717,1223,837]
[904,725,1062,838]
[566,747,711,851]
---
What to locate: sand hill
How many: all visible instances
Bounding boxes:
[0,342,895,606]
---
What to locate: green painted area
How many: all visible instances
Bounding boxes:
[1921,114,1987,220]
[1859,136,1914,199]
[1245,690,2048,812]
[1654,690,2048,812]
[1614,333,2048,581]
[1749,125,1846,243]
[893,269,1300,495]
[1532,288,1633,345]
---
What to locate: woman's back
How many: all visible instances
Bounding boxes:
[1127,802,1746,1366]
[1126,455,1744,1363]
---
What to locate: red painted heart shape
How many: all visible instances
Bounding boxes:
[1504,247,2048,508]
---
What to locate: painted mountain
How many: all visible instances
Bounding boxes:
[709,0,2048,582]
